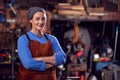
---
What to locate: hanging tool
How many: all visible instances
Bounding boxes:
[8,3,16,16]
[3,0,16,16]
[113,26,119,61]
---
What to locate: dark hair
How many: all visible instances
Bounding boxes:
[27,7,46,20]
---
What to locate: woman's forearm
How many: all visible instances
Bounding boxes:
[34,56,55,69]
[34,56,55,64]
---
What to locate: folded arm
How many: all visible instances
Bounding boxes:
[34,56,55,69]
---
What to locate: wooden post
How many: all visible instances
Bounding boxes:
[118,0,120,12]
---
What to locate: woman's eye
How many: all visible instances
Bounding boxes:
[35,17,45,21]
[36,17,40,20]
[41,17,45,20]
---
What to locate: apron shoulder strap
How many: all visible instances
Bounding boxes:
[44,34,49,40]
[25,33,49,41]
[25,33,30,40]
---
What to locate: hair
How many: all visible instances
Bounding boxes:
[27,7,47,20]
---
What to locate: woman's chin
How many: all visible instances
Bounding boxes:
[37,28,42,30]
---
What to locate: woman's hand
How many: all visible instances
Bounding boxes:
[34,57,42,61]
[46,63,54,69]
[34,56,55,65]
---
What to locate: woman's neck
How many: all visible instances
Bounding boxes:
[31,30,44,36]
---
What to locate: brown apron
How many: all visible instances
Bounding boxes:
[17,34,56,80]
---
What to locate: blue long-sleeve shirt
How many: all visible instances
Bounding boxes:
[17,31,66,71]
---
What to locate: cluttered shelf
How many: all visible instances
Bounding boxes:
[51,12,120,22]
[49,2,120,22]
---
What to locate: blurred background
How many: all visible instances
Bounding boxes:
[0,0,120,80]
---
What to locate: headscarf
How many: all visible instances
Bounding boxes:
[27,7,46,20]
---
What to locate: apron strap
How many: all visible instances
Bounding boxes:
[44,34,49,40]
[25,33,30,40]
[25,33,49,41]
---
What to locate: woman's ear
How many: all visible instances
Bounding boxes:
[30,20,32,23]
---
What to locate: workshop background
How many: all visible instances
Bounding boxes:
[0,0,120,80]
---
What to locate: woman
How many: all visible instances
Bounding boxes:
[17,7,66,80]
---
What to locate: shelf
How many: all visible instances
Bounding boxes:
[51,12,120,22]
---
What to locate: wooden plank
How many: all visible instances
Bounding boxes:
[58,10,86,16]
[87,7,104,13]
[58,4,85,11]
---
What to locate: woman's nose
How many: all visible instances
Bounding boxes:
[39,19,45,23]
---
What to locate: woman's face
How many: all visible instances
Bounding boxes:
[30,12,47,31]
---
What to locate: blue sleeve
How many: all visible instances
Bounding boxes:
[50,35,67,66]
[17,35,46,71]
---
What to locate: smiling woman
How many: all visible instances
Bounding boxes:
[17,7,67,80]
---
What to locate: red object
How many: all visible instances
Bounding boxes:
[80,75,85,80]
[0,53,7,57]
[76,51,83,57]
[101,57,107,62]
[75,71,79,77]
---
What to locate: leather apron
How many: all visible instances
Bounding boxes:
[17,34,56,80]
